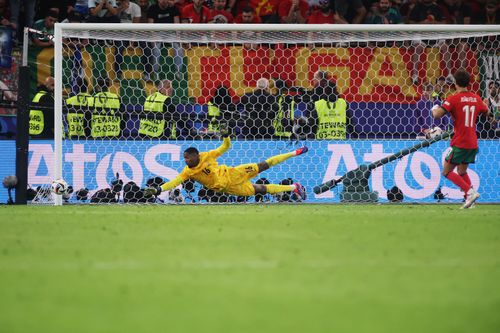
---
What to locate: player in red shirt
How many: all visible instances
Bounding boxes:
[432,69,488,208]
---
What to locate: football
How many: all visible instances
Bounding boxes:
[51,179,69,195]
[427,126,443,139]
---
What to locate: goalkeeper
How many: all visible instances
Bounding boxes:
[145,131,308,200]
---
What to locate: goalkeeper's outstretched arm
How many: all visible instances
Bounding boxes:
[209,136,231,158]
[145,175,185,197]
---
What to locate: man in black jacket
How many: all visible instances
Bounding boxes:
[239,78,278,139]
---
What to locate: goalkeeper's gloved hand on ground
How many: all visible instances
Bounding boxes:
[144,186,162,198]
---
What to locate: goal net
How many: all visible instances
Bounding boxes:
[41,23,500,204]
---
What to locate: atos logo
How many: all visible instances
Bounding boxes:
[28,143,182,192]
[316,143,480,200]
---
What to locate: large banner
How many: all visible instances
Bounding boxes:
[0,140,497,204]
[29,45,482,104]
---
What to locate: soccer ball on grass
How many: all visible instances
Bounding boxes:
[51,179,69,195]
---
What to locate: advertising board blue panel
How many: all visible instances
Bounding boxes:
[1,139,497,204]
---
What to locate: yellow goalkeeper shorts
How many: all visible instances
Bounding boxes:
[223,163,259,196]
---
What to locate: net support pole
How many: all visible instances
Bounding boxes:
[54,23,63,206]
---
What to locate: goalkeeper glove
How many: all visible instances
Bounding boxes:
[144,186,162,198]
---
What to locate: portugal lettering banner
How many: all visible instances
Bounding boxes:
[29,45,481,105]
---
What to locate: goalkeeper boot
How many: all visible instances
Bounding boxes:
[293,183,306,201]
[295,146,309,156]
[462,188,480,209]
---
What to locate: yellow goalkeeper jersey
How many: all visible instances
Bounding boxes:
[160,137,232,192]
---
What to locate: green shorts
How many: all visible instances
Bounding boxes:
[445,146,478,165]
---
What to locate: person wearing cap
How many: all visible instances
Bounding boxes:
[239,77,278,139]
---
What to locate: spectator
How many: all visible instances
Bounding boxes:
[29,76,54,139]
[117,0,140,23]
[278,0,309,23]
[479,80,499,138]
[471,0,499,24]
[332,0,367,24]
[239,77,278,139]
[307,0,346,23]
[9,0,36,40]
[408,0,445,24]
[145,0,182,82]
[234,6,261,23]
[364,0,402,24]
[208,0,233,23]
[91,76,121,138]
[136,0,149,23]
[31,9,58,48]
[148,0,180,23]
[234,0,279,23]
[398,0,417,22]
[36,0,73,22]
[438,0,472,24]
[87,0,120,23]
[181,0,210,23]
[73,0,90,18]
[139,79,178,139]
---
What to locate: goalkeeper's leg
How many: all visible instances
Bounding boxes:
[226,181,306,201]
[252,183,306,201]
[257,146,308,173]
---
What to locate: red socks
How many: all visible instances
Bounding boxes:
[460,173,471,187]
[446,172,471,193]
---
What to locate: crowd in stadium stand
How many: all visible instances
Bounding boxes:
[0,1,498,43]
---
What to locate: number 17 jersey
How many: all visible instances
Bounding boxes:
[441,91,488,149]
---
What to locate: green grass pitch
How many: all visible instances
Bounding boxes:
[0,204,499,333]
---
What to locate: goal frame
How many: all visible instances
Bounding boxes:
[53,23,500,205]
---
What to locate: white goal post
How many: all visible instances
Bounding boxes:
[50,23,500,205]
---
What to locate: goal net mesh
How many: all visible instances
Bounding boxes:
[40,25,500,204]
